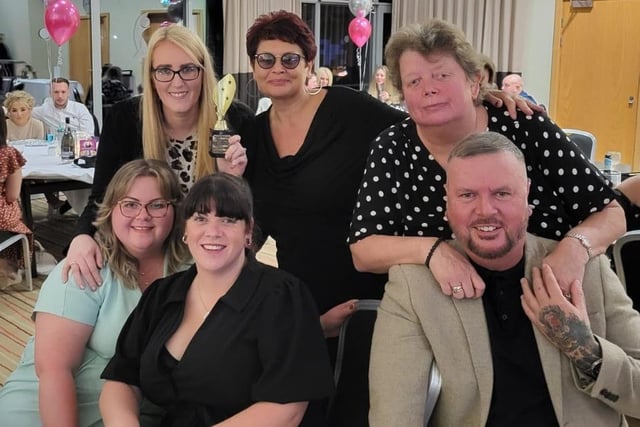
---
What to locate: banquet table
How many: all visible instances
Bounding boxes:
[16,142,94,230]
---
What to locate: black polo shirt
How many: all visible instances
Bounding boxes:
[473,258,559,427]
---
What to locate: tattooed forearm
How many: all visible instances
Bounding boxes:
[538,305,602,371]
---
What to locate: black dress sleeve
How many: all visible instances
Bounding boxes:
[74,97,144,237]
[252,273,334,403]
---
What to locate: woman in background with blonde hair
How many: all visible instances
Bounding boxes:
[367,65,401,106]
[3,90,45,141]
[63,24,252,289]
[317,66,333,87]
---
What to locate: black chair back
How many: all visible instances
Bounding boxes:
[563,128,596,160]
[613,230,640,309]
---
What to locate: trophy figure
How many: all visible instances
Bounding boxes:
[209,74,237,158]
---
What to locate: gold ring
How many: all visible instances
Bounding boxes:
[451,285,464,294]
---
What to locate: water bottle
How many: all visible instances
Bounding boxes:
[603,153,612,171]
[60,117,75,162]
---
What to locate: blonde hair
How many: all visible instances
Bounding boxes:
[142,25,218,180]
[3,90,36,110]
[367,65,402,104]
[317,66,333,87]
[93,159,189,289]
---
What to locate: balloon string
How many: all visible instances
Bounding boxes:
[356,48,362,91]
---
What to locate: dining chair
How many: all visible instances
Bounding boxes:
[328,299,442,426]
[0,231,33,291]
[563,128,597,161]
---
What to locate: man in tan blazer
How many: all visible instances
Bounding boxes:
[369,132,640,426]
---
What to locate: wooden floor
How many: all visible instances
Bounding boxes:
[0,195,277,385]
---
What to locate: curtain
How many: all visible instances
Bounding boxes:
[391,0,517,75]
[222,0,302,75]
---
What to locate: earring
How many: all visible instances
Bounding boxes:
[304,85,321,96]
[182,234,187,244]
[245,236,252,247]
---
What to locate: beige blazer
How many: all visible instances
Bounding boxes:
[369,234,640,427]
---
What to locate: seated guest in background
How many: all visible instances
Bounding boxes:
[86,65,131,113]
[3,90,45,141]
[317,66,333,87]
[501,73,537,104]
[0,116,30,289]
[33,77,96,217]
[367,65,402,106]
[349,19,623,299]
[370,132,640,426]
[616,174,640,230]
[33,77,94,136]
[0,159,188,426]
[100,173,334,427]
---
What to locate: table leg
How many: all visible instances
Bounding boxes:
[20,182,37,278]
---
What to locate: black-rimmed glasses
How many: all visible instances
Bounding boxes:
[152,65,202,82]
[117,200,173,218]
[254,53,304,70]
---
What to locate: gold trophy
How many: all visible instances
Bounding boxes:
[209,74,237,158]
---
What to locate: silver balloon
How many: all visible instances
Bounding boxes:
[348,0,372,18]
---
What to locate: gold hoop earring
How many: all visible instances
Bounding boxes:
[304,85,321,96]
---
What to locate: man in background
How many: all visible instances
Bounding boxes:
[33,77,95,217]
[501,73,537,104]
[369,131,640,426]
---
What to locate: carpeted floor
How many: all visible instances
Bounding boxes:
[0,196,278,385]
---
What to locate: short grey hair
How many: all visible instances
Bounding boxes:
[448,132,525,164]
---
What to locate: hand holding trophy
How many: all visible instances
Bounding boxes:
[209,74,237,158]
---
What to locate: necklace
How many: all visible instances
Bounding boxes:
[195,280,211,319]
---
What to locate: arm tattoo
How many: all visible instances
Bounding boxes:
[538,305,602,371]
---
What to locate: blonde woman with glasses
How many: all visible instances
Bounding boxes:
[63,24,253,289]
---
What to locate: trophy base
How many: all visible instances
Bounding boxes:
[209,130,232,159]
[209,150,227,158]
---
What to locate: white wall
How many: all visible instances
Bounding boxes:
[514,0,555,107]
[1,0,553,103]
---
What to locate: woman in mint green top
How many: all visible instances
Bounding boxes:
[0,159,188,426]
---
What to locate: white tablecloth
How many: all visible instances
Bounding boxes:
[14,141,94,214]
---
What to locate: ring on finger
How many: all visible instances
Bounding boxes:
[451,284,464,294]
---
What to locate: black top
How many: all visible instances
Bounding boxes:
[102,259,334,427]
[241,86,407,313]
[73,96,255,238]
[349,102,618,243]
[476,259,559,427]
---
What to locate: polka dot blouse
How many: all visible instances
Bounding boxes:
[349,102,617,244]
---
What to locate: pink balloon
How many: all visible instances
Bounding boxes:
[44,0,80,46]
[348,17,372,48]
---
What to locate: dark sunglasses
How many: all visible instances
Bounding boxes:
[254,52,304,70]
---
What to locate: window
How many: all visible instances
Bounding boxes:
[302,1,392,91]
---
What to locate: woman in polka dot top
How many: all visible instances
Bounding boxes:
[349,19,624,298]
